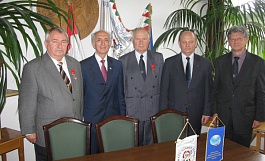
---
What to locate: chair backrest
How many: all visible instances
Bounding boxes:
[96,115,139,153]
[43,117,91,161]
[151,109,188,143]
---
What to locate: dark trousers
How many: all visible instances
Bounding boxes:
[225,112,252,147]
[139,120,153,146]
[90,126,99,154]
[34,144,47,161]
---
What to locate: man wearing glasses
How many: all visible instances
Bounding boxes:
[212,25,265,147]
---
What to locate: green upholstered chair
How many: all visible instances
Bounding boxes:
[43,117,91,161]
[96,115,139,153]
[151,109,188,143]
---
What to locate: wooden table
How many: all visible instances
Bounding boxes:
[59,134,265,161]
[0,127,25,161]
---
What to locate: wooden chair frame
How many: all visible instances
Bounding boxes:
[43,117,91,161]
[151,109,188,143]
[96,115,139,153]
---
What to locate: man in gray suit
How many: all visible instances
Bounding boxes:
[19,27,83,161]
[160,30,213,136]
[212,26,265,147]
[119,27,164,146]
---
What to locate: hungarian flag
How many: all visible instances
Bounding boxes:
[67,3,85,62]
[100,0,153,59]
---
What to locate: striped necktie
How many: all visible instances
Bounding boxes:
[58,62,72,93]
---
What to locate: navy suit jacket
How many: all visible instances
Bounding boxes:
[81,54,126,124]
[159,53,213,134]
[81,54,126,153]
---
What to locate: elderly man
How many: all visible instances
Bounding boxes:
[119,27,164,146]
[81,30,126,154]
[19,27,83,161]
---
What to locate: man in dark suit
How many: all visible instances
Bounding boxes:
[81,30,126,154]
[19,27,83,161]
[119,27,164,146]
[212,25,265,147]
[160,30,213,136]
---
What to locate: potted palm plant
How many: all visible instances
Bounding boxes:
[0,0,70,139]
[153,0,265,63]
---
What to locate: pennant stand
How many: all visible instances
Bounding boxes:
[205,116,225,161]
[175,119,198,161]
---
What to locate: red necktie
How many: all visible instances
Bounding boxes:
[58,62,72,93]
[101,60,107,82]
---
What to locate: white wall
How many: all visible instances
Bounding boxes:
[1,0,203,160]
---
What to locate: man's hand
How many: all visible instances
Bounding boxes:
[252,120,261,128]
[26,133,37,144]
[201,115,210,125]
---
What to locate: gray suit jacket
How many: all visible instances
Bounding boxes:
[119,50,164,121]
[19,53,83,147]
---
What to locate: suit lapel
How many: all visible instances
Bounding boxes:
[175,54,187,86]
[142,51,154,91]
[145,51,153,82]
[189,54,200,89]
[107,56,113,85]
[235,52,250,82]
[65,56,77,95]
[91,54,106,83]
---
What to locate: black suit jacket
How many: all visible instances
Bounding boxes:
[159,53,213,134]
[212,51,265,133]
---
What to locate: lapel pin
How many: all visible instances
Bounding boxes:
[151,64,156,75]
[71,68,77,80]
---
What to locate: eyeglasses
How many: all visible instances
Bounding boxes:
[229,37,245,42]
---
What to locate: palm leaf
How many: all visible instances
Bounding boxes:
[0,0,70,113]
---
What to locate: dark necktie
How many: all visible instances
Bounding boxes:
[233,57,240,79]
[186,57,191,87]
[139,55,146,81]
[58,62,72,93]
[101,60,107,82]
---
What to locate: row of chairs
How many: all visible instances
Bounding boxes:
[43,109,188,161]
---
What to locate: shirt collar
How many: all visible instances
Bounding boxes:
[232,49,246,59]
[181,52,194,62]
[135,51,147,62]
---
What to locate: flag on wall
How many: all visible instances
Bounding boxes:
[100,0,153,59]
[67,3,85,62]
[137,4,153,50]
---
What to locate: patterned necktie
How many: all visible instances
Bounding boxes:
[101,60,107,82]
[186,57,191,87]
[233,56,240,80]
[139,55,146,81]
[58,62,72,93]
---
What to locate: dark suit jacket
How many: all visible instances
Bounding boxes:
[19,53,83,147]
[81,54,126,153]
[212,51,265,135]
[159,53,213,134]
[119,50,164,121]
